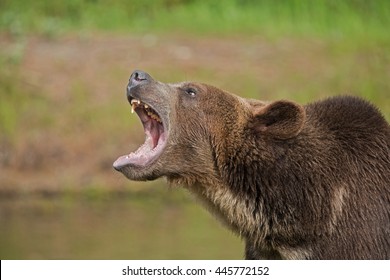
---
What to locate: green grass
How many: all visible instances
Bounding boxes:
[1,0,389,41]
[0,63,53,139]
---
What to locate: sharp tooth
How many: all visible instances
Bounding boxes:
[144,104,149,108]
[130,99,141,113]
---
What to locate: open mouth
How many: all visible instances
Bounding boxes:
[113,98,167,170]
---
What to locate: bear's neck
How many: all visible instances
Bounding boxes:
[176,133,278,244]
[183,175,270,244]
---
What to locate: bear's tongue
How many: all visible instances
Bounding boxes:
[144,117,163,149]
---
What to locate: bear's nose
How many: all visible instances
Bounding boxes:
[129,70,152,86]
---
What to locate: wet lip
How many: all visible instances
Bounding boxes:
[113,97,167,170]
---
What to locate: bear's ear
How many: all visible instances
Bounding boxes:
[250,100,306,139]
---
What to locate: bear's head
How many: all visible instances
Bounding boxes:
[113,70,306,184]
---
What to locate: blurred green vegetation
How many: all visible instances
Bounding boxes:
[0,0,389,40]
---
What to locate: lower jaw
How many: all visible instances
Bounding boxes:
[116,162,162,181]
[113,137,166,171]
[113,150,160,171]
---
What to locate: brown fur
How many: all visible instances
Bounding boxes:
[114,71,390,259]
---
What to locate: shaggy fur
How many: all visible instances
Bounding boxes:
[114,70,390,259]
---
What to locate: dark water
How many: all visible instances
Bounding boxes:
[0,188,242,259]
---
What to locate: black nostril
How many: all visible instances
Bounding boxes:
[134,71,145,81]
[131,70,149,83]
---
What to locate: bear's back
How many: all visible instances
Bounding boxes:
[301,96,389,259]
[306,96,389,152]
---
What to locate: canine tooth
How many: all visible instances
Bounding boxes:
[144,104,149,108]
[130,99,141,113]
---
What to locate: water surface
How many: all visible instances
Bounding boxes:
[0,188,242,259]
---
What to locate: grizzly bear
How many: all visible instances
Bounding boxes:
[113,70,390,259]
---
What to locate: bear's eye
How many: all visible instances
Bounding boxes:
[184,87,197,97]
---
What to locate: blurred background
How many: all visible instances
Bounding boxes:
[0,0,389,259]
